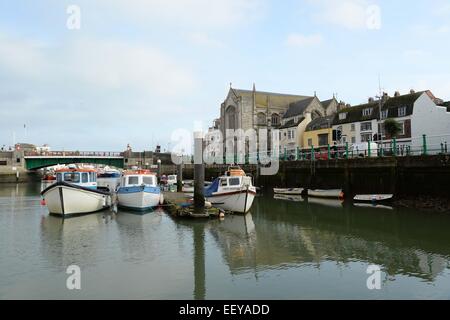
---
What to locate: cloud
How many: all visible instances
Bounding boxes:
[95,0,267,29]
[285,33,323,47]
[309,0,380,30]
[0,34,196,97]
[187,32,226,48]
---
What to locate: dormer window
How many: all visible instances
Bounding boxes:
[398,106,407,117]
[362,108,372,117]
[339,113,347,120]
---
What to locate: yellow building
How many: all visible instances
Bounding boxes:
[302,116,334,148]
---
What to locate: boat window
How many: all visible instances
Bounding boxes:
[229,177,241,186]
[128,176,140,185]
[89,172,96,182]
[143,176,154,186]
[57,173,62,182]
[64,172,80,183]
[220,178,228,186]
[82,172,89,183]
[168,175,176,180]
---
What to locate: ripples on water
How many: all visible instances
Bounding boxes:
[1,182,450,299]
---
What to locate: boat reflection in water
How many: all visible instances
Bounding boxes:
[209,196,450,285]
[274,194,304,202]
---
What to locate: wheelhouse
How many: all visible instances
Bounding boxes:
[55,169,97,188]
[219,176,252,188]
[122,171,157,187]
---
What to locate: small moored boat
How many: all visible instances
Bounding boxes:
[273,188,304,195]
[308,189,343,199]
[353,194,393,202]
[117,170,163,211]
[205,166,256,214]
[41,168,111,217]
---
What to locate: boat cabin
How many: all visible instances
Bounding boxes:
[122,170,157,187]
[56,168,97,188]
[219,175,253,189]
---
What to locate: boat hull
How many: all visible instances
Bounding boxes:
[273,188,304,195]
[206,189,256,213]
[308,189,342,199]
[41,183,110,216]
[117,185,162,211]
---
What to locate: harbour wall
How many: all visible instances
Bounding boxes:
[165,155,450,198]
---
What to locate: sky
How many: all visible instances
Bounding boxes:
[1,0,449,151]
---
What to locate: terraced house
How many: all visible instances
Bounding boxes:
[332,90,450,154]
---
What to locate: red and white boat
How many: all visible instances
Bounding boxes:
[205,166,256,214]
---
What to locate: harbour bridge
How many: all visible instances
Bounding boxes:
[23,151,126,170]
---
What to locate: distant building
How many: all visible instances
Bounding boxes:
[332,90,450,154]
[303,116,335,148]
[219,84,340,155]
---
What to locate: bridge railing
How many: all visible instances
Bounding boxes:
[24,151,124,157]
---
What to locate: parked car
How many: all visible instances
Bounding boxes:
[167,174,177,185]
[351,142,378,158]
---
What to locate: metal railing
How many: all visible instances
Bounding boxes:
[24,151,124,157]
[199,133,450,164]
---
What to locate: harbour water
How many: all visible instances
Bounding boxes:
[1,182,450,299]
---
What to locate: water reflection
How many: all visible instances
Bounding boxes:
[210,195,450,282]
[2,182,450,299]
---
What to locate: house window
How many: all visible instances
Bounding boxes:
[398,121,405,135]
[362,108,372,117]
[0,161,7,166]
[16,158,21,163]
[351,137,356,144]
[360,122,372,131]
[361,133,372,142]
[398,107,407,117]
[318,134,329,146]
[308,138,313,147]
[342,136,347,143]
[339,113,347,120]
[381,110,388,119]
[257,112,266,126]
[351,123,355,132]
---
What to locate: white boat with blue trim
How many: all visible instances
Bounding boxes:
[205,166,256,214]
[41,168,111,217]
[117,170,163,211]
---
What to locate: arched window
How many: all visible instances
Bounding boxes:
[271,113,280,126]
[226,106,236,130]
[257,112,266,126]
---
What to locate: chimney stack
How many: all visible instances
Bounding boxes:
[368,97,375,103]
[410,89,415,94]
[394,91,400,97]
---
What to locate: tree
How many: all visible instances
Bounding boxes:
[383,118,402,138]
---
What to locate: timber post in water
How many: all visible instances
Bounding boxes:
[193,131,205,212]
[177,163,183,192]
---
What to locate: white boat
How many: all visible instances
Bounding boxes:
[41,168,111,217]
[273,188,304,195]
[117,170,163,211]
[307,189,343,199]
[353,194,393,202]
[205,166,256,214]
